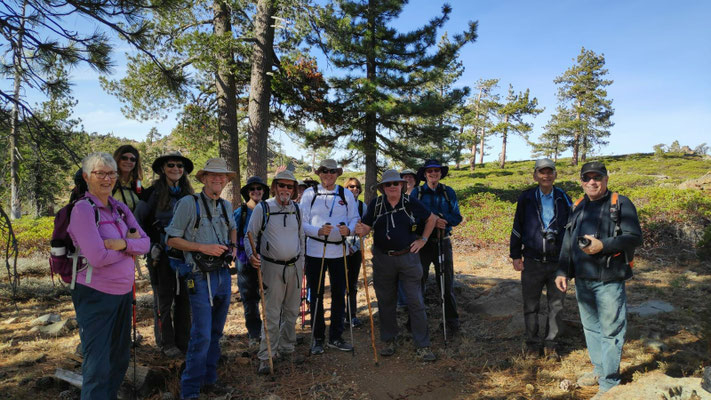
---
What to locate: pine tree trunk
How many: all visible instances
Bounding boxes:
[247,0,275,181]
[499,130,507,169]
[469,139,477,171]
[9,0,26,220]
[213,0,241,205]
[363,0,378,204]
[470,87,483,171]
[572,104,581,166]
[479,128,486,165]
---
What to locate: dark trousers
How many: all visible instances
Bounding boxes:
[72,283,132,400]
[305,255,346,341]
[419,237,459,326]
[345,250,362,318]
[237,261,262,339]
[147,254,190,351]
[521,258,565,348]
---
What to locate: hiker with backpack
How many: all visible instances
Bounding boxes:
[343,177,367,328]
[509,158,571,360]
[112,145,144,212]
[411,159,463,336]
[300,159,359,354]
[555,161,642,399]
[233,176,270,349]
[354,169,438,362]
[134,151,195,358]
[244,170,305,374]
[67,152,149,399]
[164,158,238,399]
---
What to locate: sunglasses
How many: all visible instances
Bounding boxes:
[166,163,184,169]
[347,185,360,189]
[248,186,263,192]
[383,182,400,187]
[582,175,604,183]
[320,168,339,174]
[277,182,294,189]
[121,155,137,162]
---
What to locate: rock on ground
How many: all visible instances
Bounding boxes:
[600,371,711,400]
[30,313,61,326]
[628,300,675,317]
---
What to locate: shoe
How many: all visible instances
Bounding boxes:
[380,340,396,357]
[576,371,600,387]
[350,317,363,328]
[202,381,232,395]
[248,337,260,348]
[590,388,609,400]
[257,360,271,375]
[544,346,560,361]
[524,343,542,358]
[415,347,436,362]
[163,346,182,358]
[327,338,354,352]
[311,339,325,355]
[279,351,305,365]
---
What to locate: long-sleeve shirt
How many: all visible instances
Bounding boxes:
[299,184,359,258]
[410,183,463,236]
[68,192,149,295]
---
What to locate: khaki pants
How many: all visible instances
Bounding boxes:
[258,259,302,360]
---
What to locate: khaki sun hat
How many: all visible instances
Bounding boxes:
[195,158,236,182]
[314,159,343,176]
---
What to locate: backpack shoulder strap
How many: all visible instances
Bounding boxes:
[338,185,348,207]
[256,200,270,255]
[83,197,101,226]
[555,186,573,207]
[572,196,585,212]
[192,194,201,230]
[357,200,364,218]
[294,202,301,229]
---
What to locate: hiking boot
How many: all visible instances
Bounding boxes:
[163,346,182,358]
[327,338,354,352]
[380,340,396,357]
[248,337,260,349]
[544,346,560,361]
[415,347,436,362]
[524,343,542,358]
[345,316,363,328]
[279,351,305,365]
[577,371,600,387]
[257,360,272,375]
[202,381,233,395]
[311,339,325,355]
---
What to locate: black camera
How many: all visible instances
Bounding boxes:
[577,236,592,248]
[543,229,557,253]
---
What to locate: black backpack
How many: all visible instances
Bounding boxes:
[309,185,348,209]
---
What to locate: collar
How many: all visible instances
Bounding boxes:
[537,187,554,199]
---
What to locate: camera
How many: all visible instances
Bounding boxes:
[577,236,592,248]
[543,229,557,253]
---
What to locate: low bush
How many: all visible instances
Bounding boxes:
[12,216,54,257]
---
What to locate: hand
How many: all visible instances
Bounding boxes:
[354,222,370,237]
[409,238,427,253]
[250,254,261,268]
[338,224,350,236]
[582,234,603,255]
[555,276,568,292]
[126,229,141,239]
[199,243,228,256]
[104,239,126,251]
[275,165,287,174]
[318,224,334,237]
[512,258,524,271]
[435,217,447,230]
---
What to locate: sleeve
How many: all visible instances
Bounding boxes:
[120,203,150,256]
[510,193,525,259]
[233,206,243,235]
[68,201,127,268]
[443,186,463,227]
[361,198,378,227]
[225,200,237,233]
[299,187,319,238]
[164,196,194,243]
[344,188,359,233]
[409,197,433,222]
[244,202,264,260]
[600,196,643,255]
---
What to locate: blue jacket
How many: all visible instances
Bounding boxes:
[411,183,462,236]
[510,186,571,262]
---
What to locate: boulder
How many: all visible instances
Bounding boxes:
[600,371,711,399]
[679,172,711,192]
[628,300,675,317]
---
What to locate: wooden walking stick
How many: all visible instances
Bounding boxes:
[247,232,273,375]
[360,236,379,366]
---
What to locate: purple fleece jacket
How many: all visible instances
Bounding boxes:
[68,192,149,295]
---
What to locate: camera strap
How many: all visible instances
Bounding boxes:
[198,192,229,246]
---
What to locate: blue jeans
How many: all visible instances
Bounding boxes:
[180,268,231,399]
[72,283,132,400]
[575,279,627,392]
[237,260,262,339]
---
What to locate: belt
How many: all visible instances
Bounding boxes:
[261,254,299,266]
[386,248,410,256]
[308,236,343,245]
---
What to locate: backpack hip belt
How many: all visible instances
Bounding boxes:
[261,254,299,266]
[308,236,343,245]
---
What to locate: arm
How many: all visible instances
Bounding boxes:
[599,196,643,254]
[299,188,319,238]
[120,204,150,255]
[509,193,524,260]
[245,202,264,266]
[165,196,227,256]
[442,186,463,227]
[410,213,437,253]
[68,201,129,267]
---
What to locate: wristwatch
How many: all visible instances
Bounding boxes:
[420,236,428,242]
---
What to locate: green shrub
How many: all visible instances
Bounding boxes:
[12,217,54,257]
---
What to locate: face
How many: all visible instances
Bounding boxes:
[162,159,185,184]
[425,168,441,185]
[346,181,361,198]
[85,163,118,198]
[382,181,402,197]
[533,168,556,190]
[202,172,228,195]
[402,174,416,189]
[247,184,264,202]
[581,172,608,201]
[318,168,339,188]
[275,180,295,204]
[118,152,137,174]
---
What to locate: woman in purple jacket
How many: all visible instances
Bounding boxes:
[68,152,149,399]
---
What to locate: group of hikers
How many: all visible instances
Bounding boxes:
[61,144,641,400]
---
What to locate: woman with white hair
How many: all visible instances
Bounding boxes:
[68,152,149,399]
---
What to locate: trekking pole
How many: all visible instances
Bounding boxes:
[340,222,355,357]
[130,229,138,399]
[437,228,447,347]
[308,223,330,356]
[247,232,273,375]
[300,266,307,329]
[360,235,378,366]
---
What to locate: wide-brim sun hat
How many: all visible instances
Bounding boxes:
[152,151,194,175]
[195,158,236,182]
[240,176,269,201]
[314,159,343,176]
[376,169,407,193]
[271,169,299,200]
[416,159,449,182]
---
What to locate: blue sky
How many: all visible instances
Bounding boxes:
[29,0,711,163]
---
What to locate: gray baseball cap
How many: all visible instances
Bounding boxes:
[534,158,556,171]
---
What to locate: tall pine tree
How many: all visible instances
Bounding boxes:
[309,0,477,201]
[490,84,542,168]
[530,105,573,162]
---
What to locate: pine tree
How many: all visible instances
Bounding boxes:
[308,0,477,202]
[490,85,542,168]
[553,47,614,165]
[469,78,499,169]
[531,106,573,161]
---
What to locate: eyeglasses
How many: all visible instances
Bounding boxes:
[383,182,400,187]
[120,155,137,162]
[582,175,604,182]
[166,163,184,169]
[320,168,339,174]
[347,185,360,189]
[425,168,440,174]
[248,186,263,192]
[91,171,118,180]
[277,183,294,189]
